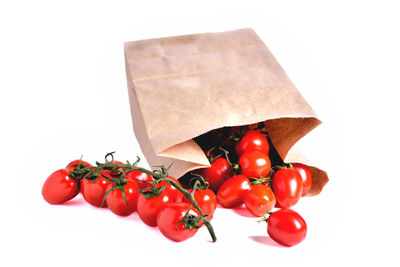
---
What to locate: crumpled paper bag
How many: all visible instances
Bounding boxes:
[124,28,328,196]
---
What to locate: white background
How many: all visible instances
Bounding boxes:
[1,0,399,266]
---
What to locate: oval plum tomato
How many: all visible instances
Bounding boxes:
[198,158,231,192]
[239,151,271,178]
[235,130,269,156]
[105,180,139,216]
[137,189,173,226]
[291,163,312,196]
[65,159,92,172]
[157,176,184,202]
[217,175,251,208]
[157,202,200,242]
[42,169,79,204]
[182,188,217,217]
[80,171,112,207]
[244,185,276,217]
[125,169,154,189]
[272,168,303,208]
[267,208,307,247]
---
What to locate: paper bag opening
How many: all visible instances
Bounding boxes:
[125,28,329,196]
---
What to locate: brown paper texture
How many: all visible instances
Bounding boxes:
[124,28,328,196]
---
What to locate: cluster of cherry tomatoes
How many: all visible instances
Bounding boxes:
[42,126,314,246]
[42,155,216,242]
[190,127,312,246]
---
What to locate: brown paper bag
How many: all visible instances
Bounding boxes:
[124,28,328,196]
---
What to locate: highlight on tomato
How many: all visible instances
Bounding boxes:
[238,151,271,178]
[272,168,303,208]
[266,208,307,247]
[42,169,80,204]
[157,202,201,242]
[125,169,154,189]
[182,188,217,217]
[137,187,173,226]
[197,157,231,192]
[105,179,140,216]
[235,130,269,156]
[244,184,276,217]
[80,170,113,207]
[217,175,251,208]
[291,163,312,196]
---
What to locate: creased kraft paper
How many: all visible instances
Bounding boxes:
[124,28,328,196]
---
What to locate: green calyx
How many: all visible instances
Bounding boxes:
[71,152,217,243]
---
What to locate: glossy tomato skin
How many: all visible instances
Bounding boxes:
[157,176,184,202]
[198,158,231,192]
[105,180,139,216]
[137,189,173,226]
[244,185,276,217]
[109,160,126,176]
[291,163,312,196]
[80,171,112,207]
[65,160,92,172]
[125,169,154,189]
[239,151,271,178]
[235,130,270,156]
[42,169,79,204]
[267,208,307,247]
[157,203,200,242]
[217,175,251,208]
[182,188,217,217]
[272,169,303,208]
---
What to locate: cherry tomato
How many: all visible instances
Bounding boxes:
[272,168,303,208]
[157,202,200,242]
[137,189,173,226]
[105,180,139,216]
[291,163,312,196]
[157,176,184,202]
[80,171,112,207]
[239,151,271,178]
[125,169,154,189]
[197,158,231,192]
[217,175,251,208]
[65,159,92,172]
[109,160,126,176]
[244,185,276,217]
[182,188,217,217]
[235,130,269,156]
[267,208,307,247]
[42,169,79,204]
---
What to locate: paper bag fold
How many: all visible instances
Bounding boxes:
[125,28,328,195]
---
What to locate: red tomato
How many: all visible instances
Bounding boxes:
[272,168,303,208]
[197,158,231,192]
[267,208,307,247]
[244,185,276,217]
[217,175,251,208]
[157,203,200,242]
[235,130,269,156]
[42,169,79,204]
[65,159,92,172]
[125,169,154,189]
[182,188,217,217]
[157,176,184,202]
[109,160,126,176]
[239,151,271,178]
[80,171,112,207]
[291,163,312,196]
[137,189,173,226]
[105,180,139,216]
